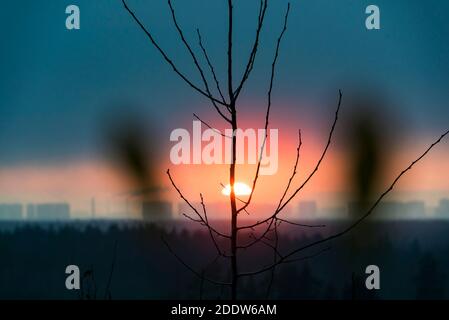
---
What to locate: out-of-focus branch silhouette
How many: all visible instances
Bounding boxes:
[122,0,449,299]
[237,128,449,278]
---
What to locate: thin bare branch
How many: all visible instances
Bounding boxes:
[276,90,342,213]
[277,217,325,228]
[237,219,276,249]
[219,182,251,215]
[276,130,302,211]
[238,128,449,277]
[238,89,342,229]
[167,169,231,239]
[167,0,231,122]
[182,213,202,223]
[237,3,290,214]
[237,215,324,251]
[125,0,449,298]
[122,0,231,122]
[282,246,331,264]
[104,240,118,300]
[233,0,268,99]
[162,236,231,286]
[265,218,280,298]
[200,193,229,258]
[196,29,227,104]
[258,238,283,260]
[194,113,232,139]
[227,0,234,101]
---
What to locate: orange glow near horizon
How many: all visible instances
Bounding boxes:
[0,124,448,218]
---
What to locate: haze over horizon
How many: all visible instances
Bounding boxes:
[1,0,448,218]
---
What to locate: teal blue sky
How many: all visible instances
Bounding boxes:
[1,0,448,165]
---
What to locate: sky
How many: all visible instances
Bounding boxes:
[0,0,448,217]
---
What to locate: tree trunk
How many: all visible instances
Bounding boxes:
[230,107,238,300]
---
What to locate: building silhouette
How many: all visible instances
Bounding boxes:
[27,204,36,220]
[436,198,449,217]
[404,201,426,219]
[0,204,23,220]
[298,201,317,219]
[320,206,348,219]
[142,200,172,221]
[348,200,426,220]
[27,203,70,220]
[91,198,96,218]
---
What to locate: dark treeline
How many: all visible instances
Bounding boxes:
[0,220,447,299]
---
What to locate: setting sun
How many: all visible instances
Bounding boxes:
[221,182,252,196]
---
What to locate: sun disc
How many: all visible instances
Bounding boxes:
[221,182,252,196]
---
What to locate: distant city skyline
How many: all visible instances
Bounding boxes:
[1,1,448,219]
[1,197,449,221]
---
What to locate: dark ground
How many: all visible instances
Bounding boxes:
[0,219,447,300]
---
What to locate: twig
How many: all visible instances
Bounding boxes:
[238,89,342,229]
[194,113,232,139]
[284,247,331,263]
[219,182,251,215]
[104,240,118,300]
[201,193,229,257]
[196,29,227,104]
[162,236,231,286]
[167,169,231,239]
[282,246,331,264]
[122,0,231,123]
[227,0,234,100]
[276,130,302,210]
[238,128,449,277]
[276,217,325,228]
[265,218,280,298]
[234,0,268,99]
[167,0,231,122]
[237,3,291,214]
